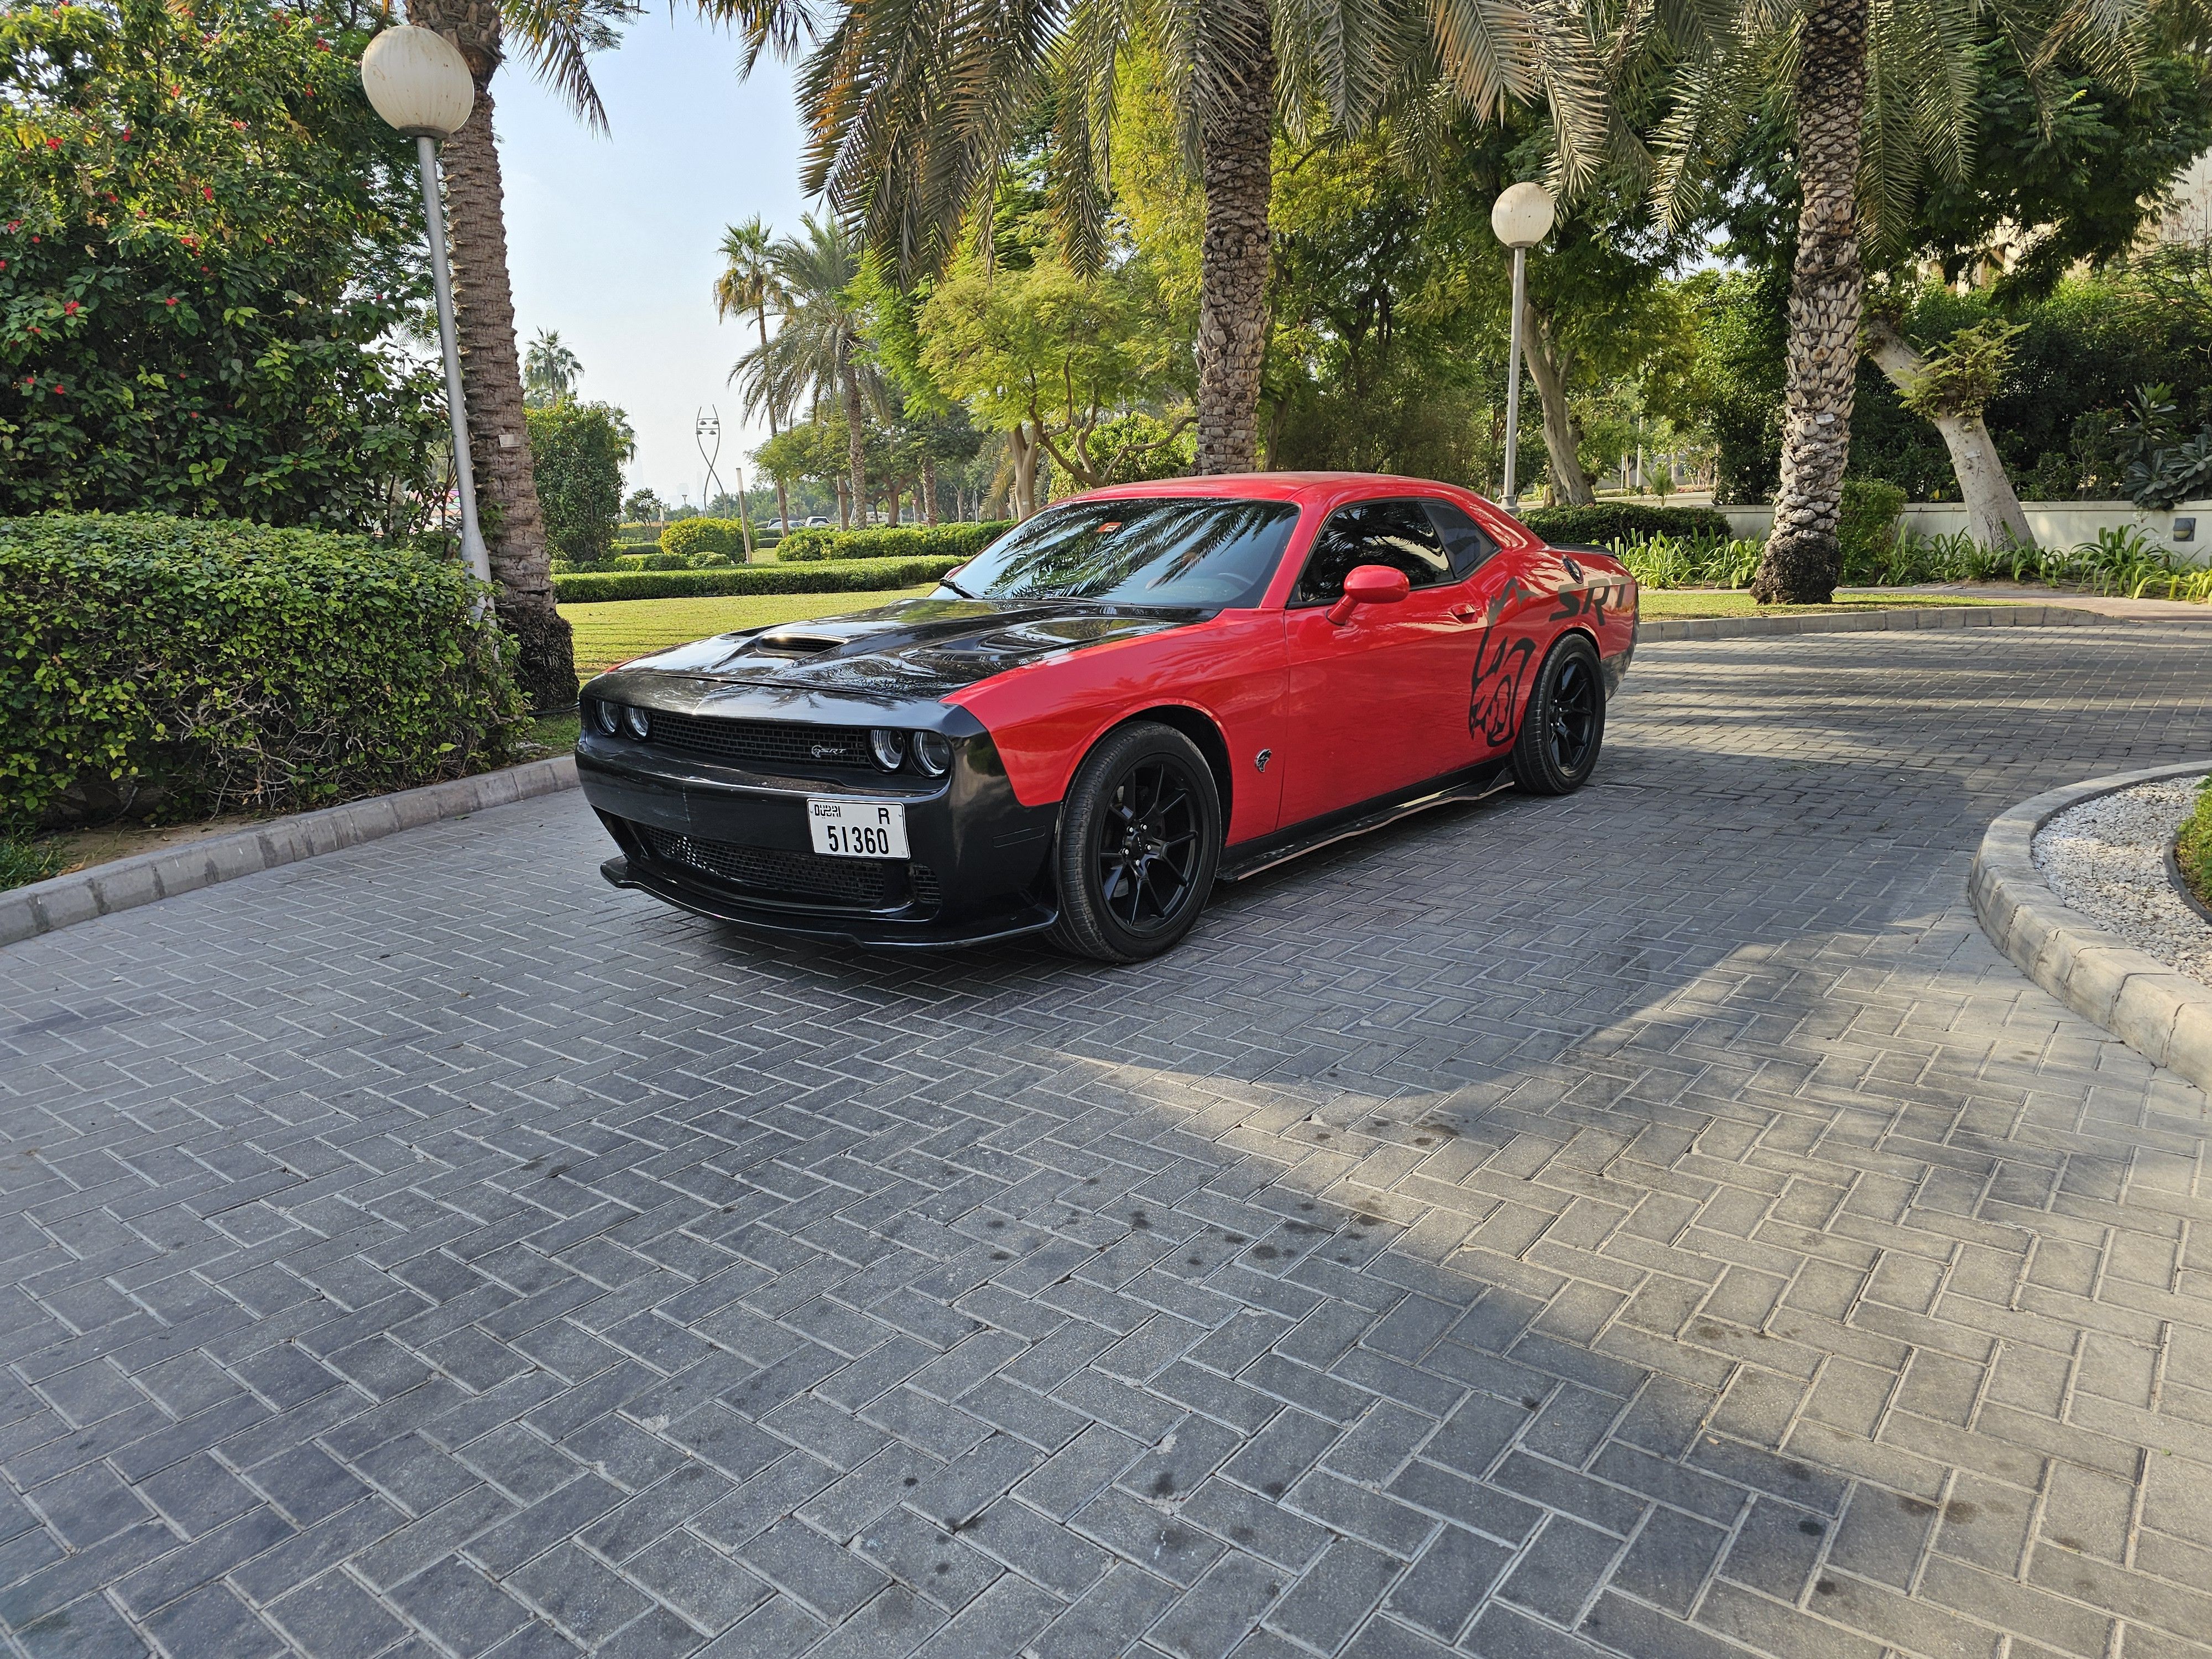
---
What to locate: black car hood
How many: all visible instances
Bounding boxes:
[613,596,1211,703]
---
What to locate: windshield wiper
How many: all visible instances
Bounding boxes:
[939,575,975,599]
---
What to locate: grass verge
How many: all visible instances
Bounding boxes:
[1639,592,2015,620]
[562,588,935,679]
[0,837,65,894]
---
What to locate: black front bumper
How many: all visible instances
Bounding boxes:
[575,718,1063,950]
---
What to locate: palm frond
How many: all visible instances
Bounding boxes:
[501,0,633,131]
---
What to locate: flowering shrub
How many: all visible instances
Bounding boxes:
[778,521,1012,562]
[0,1,445,529]
[0,514,526,827]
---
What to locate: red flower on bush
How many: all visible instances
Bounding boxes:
[121,129,132,141]
[6,222,18,232]
[202,186,213,201]
[62,301,77,315]
[51,385,65,395]
[45,137,61,150]
[165,296,178,307]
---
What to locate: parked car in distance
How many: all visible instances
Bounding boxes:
[576,473,1638,961]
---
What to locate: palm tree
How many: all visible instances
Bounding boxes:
[721,0,1603,477]
[729,215,881,521]
[523,328,582,405]
[397,0,628,708]
[714,217,794,532]
[1639,0,2177,602]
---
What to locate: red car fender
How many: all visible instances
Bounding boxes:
[945,610,1288,843]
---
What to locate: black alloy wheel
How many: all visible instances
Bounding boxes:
[1511,633,1606,795]
[1047,722,1223,962]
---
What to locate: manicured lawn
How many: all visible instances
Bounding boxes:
[562,587,936,679]
[1639,591,2015,619]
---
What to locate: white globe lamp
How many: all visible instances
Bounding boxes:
[361,25,475,140]
[363,26,491,591]
[1491,182,1557,513]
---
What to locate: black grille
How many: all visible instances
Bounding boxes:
[643,709,873,771]
[909,863,941,913]
[639,826,893,908]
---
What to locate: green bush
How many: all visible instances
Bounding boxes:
[1838,478,1907,570]
[554,556,967,603]
[778,522,1012,562]
[0,513,526,827]
[525,400,634,566]
[661,518,749,561]
[1520,504,1735,547]
[2179,778,2212,912]
[610,552,650,571]
[643,550,690,571]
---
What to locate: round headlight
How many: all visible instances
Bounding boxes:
[592,699,620,736]
[910,731,953,776]
[869,728,906,771]
[623,705,652,740]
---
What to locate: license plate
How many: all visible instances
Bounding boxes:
[807,797,910,860]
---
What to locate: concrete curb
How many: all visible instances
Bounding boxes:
[1969,758,2212,1094]
[1640,603,2106,642]
[1,755,578,950]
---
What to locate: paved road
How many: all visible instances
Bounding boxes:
[3,623,2211,1659]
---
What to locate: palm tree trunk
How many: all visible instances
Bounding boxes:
[840,359,867,523]
[1522,307,1597,506]
[756,303,791,534]
[1193,27,1276,476]
[1752,0,1871,604]
[408,8,576,709]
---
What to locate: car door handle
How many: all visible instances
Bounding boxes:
[1449,604,1484,623]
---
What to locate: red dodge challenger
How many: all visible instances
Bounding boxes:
[576,473,1637,961]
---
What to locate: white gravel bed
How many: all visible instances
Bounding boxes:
[2033,774,2212,988]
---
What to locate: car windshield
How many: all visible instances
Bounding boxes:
[946,498,1302,607]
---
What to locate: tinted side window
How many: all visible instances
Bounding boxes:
[1294,501,1453,605]
[1425,500,1499,579]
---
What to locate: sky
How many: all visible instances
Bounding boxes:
[494,13,809,509]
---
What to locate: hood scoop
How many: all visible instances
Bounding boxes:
[753,631,843,657]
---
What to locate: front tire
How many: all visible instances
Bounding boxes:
[1511,633,1605,795]
[1046,723,1223,962]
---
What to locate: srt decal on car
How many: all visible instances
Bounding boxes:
[1547,554,1634,624]
[1469,630,1535,746]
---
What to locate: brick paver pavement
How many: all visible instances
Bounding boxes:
[3,624,2211,1659]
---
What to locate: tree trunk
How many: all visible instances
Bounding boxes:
[1522,306,1597,506]
[1864,316,2033,550]
[888,484,901,526]
[1009,424,1040,519]
[922,465,939,524]
[1752,0,1871,605]
[839,357,867,523]
[835,477,850,530]
[756,304,791,533]
[406,8,576,709]
[1193,24,1275,476]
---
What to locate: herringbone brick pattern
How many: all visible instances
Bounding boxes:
[1,623,2209,1659]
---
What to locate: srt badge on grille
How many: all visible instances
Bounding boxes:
[811,743,842,759]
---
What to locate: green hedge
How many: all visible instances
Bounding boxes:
[779,521,1011,562]
[1,514,526,827]
[554,556,967,603]
[1520,503,1734,546]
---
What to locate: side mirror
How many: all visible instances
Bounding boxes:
[1326,563,1412,625]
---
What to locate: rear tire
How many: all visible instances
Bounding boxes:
[1046,722,1223,962]
[1511,633,1605,795]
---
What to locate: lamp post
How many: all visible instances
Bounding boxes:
[1490,181,1556,515]
[361,25,491,591]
